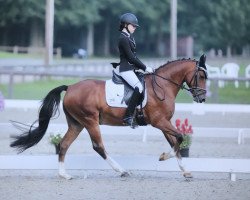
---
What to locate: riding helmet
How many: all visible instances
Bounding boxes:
[120,13,140,27]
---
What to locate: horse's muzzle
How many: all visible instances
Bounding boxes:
[193,94,206,103]
[191,88,206,103]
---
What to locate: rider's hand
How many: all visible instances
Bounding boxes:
[145,67,154,73]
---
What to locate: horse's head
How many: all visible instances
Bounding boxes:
[185,54,208,103]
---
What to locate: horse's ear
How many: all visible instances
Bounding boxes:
[199,54,206,69]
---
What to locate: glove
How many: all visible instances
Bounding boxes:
[145,67,154,73]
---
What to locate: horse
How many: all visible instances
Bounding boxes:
[10,55,208,180]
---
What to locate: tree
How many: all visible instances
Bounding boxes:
[214,0,246,56]
[54,0,103,56]
[178,0,250,56]
[1,0,250,57]
[0,0,45,26]
[0,0,45,46]
[137,0,171,56]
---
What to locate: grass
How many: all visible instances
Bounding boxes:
[0,78,80,99]
[209,82,250,104]
[0,78,249,104]
[0,51,42,59]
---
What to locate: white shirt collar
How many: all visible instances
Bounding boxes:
[121,31,130,37]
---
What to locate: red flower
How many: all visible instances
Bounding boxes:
[187,125,193,134]
[181,124,186,133]
[175,119,181,127]
[175,118,193,135]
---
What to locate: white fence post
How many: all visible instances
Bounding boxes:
[238,129,244,145]
[230,170,236,181]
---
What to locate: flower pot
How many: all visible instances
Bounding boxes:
[54,144,60,154]
[180,148,189,157]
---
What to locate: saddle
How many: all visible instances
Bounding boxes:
[105,67,147,126]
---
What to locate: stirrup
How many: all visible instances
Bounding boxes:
[123,117,137,129]
[123,116,133,126]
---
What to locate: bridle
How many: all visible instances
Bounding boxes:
[151,61,208,101]
[187,62,208,102]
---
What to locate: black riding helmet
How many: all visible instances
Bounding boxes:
[120,13,140,27]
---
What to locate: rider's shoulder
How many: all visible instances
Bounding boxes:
[119,33,130,44]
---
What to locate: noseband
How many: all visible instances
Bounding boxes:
[151,61,207,101]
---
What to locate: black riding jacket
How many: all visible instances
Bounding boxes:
[118,31,146,72]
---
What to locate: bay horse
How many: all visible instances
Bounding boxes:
[10,55,207,179]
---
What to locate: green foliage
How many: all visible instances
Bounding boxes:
[49,134,62,145]
[55,0,103,26]
[0,0,45,26]
[180,135,192,149]
[178,0,250,53]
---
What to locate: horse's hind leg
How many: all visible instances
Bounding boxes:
[58,112,83,179]
[87,124,129,177]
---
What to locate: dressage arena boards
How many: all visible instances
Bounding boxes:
[1,100,250,181]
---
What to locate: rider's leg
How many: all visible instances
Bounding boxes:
[123,87,141,126]
[119,70,143,93]
[119,71,143,127]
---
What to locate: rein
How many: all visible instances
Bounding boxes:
[150,62,207,101]
[152,73,188,101]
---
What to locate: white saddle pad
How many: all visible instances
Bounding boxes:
[105,79,147,108]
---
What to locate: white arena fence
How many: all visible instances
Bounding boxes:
[1,65,250,99]
[1,123,250,145]
[2,100,250,144]
[4,100,250,114]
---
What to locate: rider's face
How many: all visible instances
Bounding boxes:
[127,24,136,33]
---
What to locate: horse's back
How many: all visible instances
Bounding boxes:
[63,79,106,110]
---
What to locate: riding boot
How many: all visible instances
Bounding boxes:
[123,87,141,128]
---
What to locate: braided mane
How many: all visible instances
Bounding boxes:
[156,58,197,71]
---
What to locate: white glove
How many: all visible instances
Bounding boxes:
[145,67,154,73]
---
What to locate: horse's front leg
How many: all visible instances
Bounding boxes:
[154,121,193,179]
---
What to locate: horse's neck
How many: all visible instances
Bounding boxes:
[153,61,193,97]
[160,61,186,82]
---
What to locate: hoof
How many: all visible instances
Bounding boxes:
[121,172,130,178]
[159,152,167,161]
[159,152,173,161]
[183,172,193,179]
[59,172,73,180]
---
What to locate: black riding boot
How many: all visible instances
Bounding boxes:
[123,87,141,128]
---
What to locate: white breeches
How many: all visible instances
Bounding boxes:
[119,70,143,93]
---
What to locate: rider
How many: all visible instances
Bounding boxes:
[118,13,154,127]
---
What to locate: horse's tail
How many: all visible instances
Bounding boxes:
[10,85,68,153]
